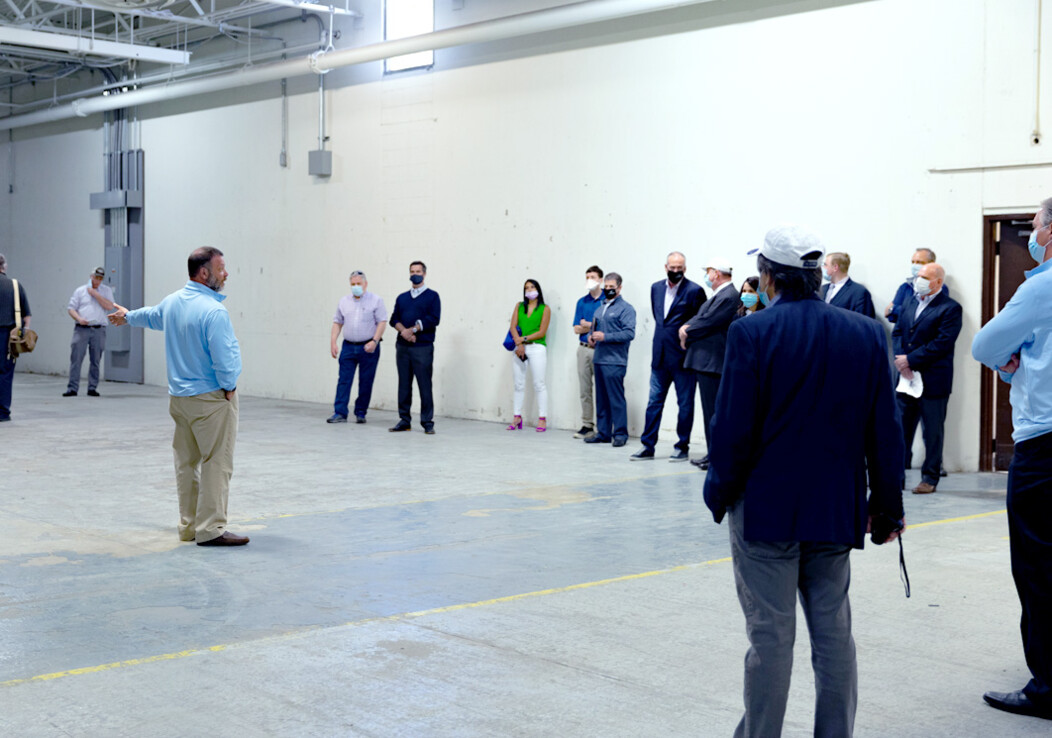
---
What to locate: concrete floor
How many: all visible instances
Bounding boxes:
[0,374,1045,737]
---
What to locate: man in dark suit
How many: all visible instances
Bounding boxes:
[892,262,963,494]
[630,252,705,461]
[679,257,739,470]
[703,225,905,738]
[820,251,876,318]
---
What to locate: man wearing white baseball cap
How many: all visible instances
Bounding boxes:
[679,256,739,469]
[703,224,905,737]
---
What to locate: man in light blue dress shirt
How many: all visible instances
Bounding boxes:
[109,247,247,547]
[972,200,1052,721]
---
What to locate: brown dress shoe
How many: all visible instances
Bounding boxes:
[197,531,250,546]
[912,482,936,495]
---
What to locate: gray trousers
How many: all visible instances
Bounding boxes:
[728,504,857,738]
[67,325,106,392]
[576,343,595,428]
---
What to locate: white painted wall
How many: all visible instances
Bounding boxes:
[5,0,1052,472]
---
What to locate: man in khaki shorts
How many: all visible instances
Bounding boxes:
[109,247,247,547]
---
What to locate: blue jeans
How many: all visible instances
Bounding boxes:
[333,341,380,419]
[594,363,627,442]
[639,365,696,451]
[0,341,14,420]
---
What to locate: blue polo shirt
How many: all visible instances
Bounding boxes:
[573,292,603,344]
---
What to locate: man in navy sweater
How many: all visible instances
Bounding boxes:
[389,261,441,434]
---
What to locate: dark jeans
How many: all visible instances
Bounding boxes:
[1007,431,1052,707]
[594,363,628,442]
[396,341,434,428]
[728,503,857,737]
[67,324,106,393]
[333,341,380,419]
[0,332,15,420]
[898,393,948,486]
[640,365,696,452]
[697,371,722,455]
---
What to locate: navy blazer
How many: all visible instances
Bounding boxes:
[703,294,905,549]
[683,284,740,374]
[820,278,876,319]
[649,278,705,369]
[891,290,963,398]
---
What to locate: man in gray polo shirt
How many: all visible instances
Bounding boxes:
[64,266,115,397]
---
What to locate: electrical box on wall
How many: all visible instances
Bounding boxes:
[308,150,332,177]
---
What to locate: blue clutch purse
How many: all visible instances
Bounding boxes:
[503,326,522,351]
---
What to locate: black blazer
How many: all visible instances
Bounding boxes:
[891,290,963,398]
[821,278,876,319]
[702,294,905,548]
[649,278,705,370]
[683,283,740,374]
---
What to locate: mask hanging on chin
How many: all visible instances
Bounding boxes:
[1029,229,1047,264]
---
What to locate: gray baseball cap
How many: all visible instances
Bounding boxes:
[747,225,825,269]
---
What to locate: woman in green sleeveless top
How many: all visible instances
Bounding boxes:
[508,279,551,432]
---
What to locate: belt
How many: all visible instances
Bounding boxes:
[344,339,374,346]
[579,342,594,350]
[78,324,104,329]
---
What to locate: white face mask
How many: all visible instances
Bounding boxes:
[913,276,931,296]
[586,279,601,291]
[910,263,922,278]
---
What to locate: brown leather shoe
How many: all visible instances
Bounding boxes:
[197,531,250,546]
[912,482,936,495]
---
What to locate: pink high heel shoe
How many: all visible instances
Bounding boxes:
[536,417,547,433]
[507,415,523,430]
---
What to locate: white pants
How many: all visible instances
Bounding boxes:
[512,343,548,417]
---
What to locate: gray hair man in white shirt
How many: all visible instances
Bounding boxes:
[64,267,115,397]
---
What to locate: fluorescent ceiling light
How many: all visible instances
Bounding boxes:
[0,26,189,64]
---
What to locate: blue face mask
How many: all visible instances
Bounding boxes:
[741,293,759,309]
[1029,228,1047,264]
[758,290,771,307]
[410,274,424,285]
[704,274,714,289]
[821,267,832,282]
[351,285,364,297]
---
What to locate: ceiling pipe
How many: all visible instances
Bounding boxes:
[0,0,717,131]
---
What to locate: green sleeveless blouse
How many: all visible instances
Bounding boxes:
[517,302,547,346]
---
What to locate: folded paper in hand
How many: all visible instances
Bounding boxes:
[896,372,923,398]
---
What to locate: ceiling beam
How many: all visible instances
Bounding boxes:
[0,25,191,63]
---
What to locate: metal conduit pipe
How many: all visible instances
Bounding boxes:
[0,0,717,131]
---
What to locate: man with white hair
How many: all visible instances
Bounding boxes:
[327,270,387,424]
[972,197,1052,722]
[679,257,738,469]
[0,253,32,422]
[703,225,905,737]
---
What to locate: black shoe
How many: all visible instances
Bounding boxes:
[630,448,655,460]
[612,438,627,448]
[940,468,948,478]
[583,434,610,444]
[690,458,710,470]
[196,531,250,547]
[424,426,436,435]
[87,389,100,397]
[669,450,689,462]
[62,390,77,397]
[983,690,1052,720]
[0,416,9,422]
[355,416,366,424]
[389,422,412,432]
[573,425,594,439]
[326,414,347,423]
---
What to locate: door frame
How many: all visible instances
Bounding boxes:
[979,212,1034,471]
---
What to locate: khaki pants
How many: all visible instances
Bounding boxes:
[169,390,238,543]
[577,343,595,429]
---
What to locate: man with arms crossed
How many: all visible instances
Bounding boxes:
[972,198,1052,722]
[703,225,904,737]
[109,247,247,547]
[571,265,604,439]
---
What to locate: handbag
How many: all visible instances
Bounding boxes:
[503,326,522,351]
[7,279,37,358]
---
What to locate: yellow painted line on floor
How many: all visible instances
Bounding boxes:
[906,509,1006,530]
[0,507,1005,689]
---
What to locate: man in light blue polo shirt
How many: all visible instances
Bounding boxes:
[109,247,247,548]
[972,198,1052,722]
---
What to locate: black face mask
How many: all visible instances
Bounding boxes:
[667,270,684,284]
[604,287,618,300]
[410,274,424,285]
